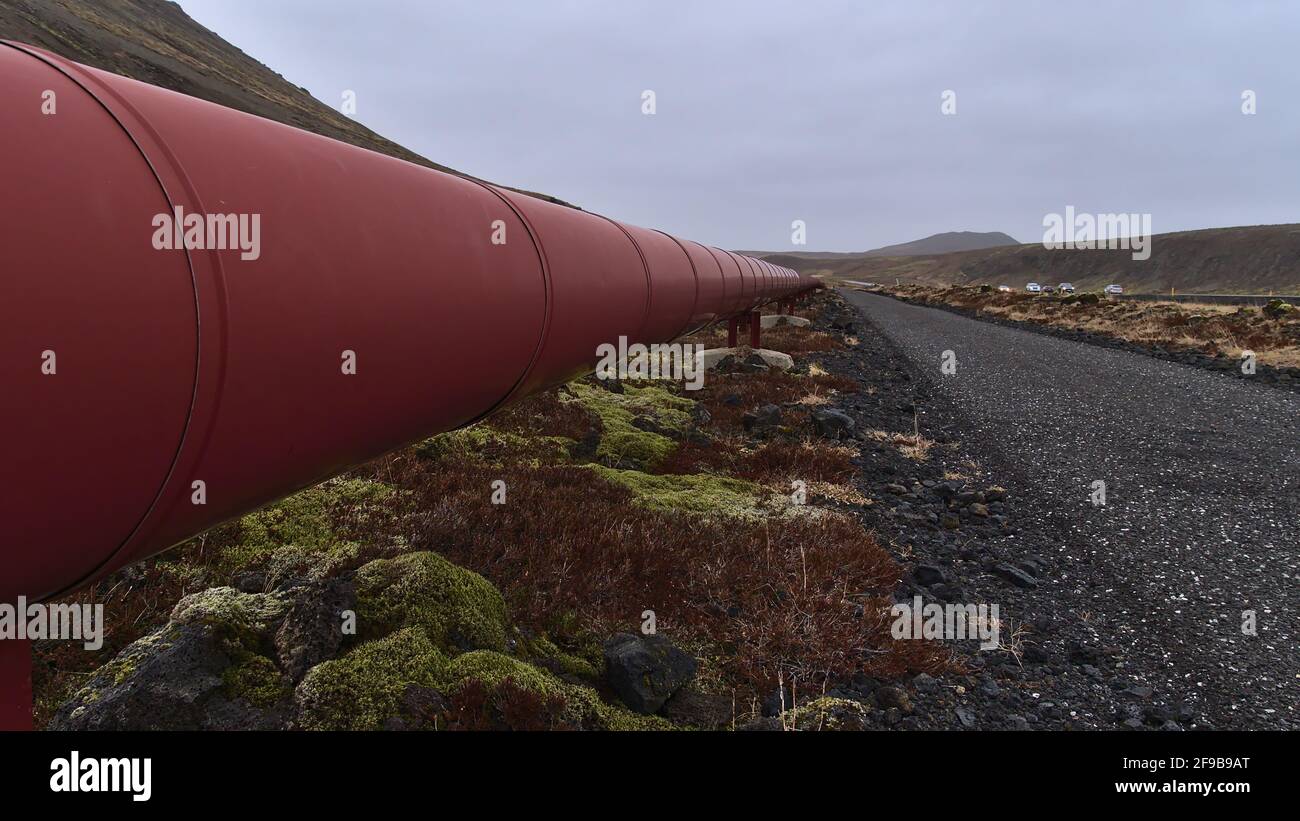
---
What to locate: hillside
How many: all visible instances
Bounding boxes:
[741,230,1019,262]
[768,224,1300,294]
[0,0,570,205]
[863,230,1019,257]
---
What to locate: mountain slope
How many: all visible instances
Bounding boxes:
[769,224,1300,294]
[0,0,570,205]
[863,230,1019,257]
[741,230,1019,261]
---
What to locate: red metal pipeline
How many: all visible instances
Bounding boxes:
[0,40,818,609]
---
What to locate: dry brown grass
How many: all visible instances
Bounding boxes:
[675,323,838,355]
[698,369,859,431]
[760,327,841,353]
[896,286,1300,368]
[864,429,936,461]
[486,387,601,440]
[365,452,943,690]
[805,480,873,507]
[657,437,857,485]
[675,325,730,349]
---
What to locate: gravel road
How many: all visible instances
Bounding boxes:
[840,289,1300,729]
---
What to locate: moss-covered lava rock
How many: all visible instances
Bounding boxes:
[568,382,696,469]
[169,585,290,644]
[354,551,508,652]
[295,628,450,731]
[50,586,300,730]
[445,650,672,731]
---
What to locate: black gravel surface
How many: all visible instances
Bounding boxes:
[832,288,1300,730]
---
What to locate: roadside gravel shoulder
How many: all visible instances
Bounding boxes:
[869,289,1300,394]
[817,288,1299,730]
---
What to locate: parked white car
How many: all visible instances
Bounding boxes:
[1104,284,1124,295]
[1026,282,1042,293]
[1059,282,1075,294]
[997,285,1012,292]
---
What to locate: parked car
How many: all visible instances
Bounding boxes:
[1041,284,1057,294]
[1059,282,1075,294]
[1104,284,1124,295]
[1026,282,1042,293]
[997,285,1012,292]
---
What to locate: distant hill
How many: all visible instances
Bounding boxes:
[0,0,570,206]
[863,230,1019,257]
[766,225,1300,294]
[740,230,1019,261]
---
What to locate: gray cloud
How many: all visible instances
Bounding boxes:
[179,0,1299,250]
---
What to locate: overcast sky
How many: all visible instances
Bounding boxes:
[179,0,1298,252]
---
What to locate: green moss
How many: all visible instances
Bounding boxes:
[517,631,600,680]
[148,554,210,588]
[569,683,675,731]
[241,478,392,551]
[296,628,450,731]
[447,649,560,692]
[542,612,607,669]
[447,650,671,731]
[169,586,290,645]
[264,540,360,588]
[568,382,696,469]
[587,465,781,520]
[168,588,293,709]
[222,652,291,708]
[415,425,575,465]
[296,631,666,731]
[213,477,394,574]
[621,384,696,430]
[354,551,508,652]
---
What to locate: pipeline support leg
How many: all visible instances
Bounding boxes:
[749,310,761,348]
[0,638,33,731]
[727,316,738,347]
